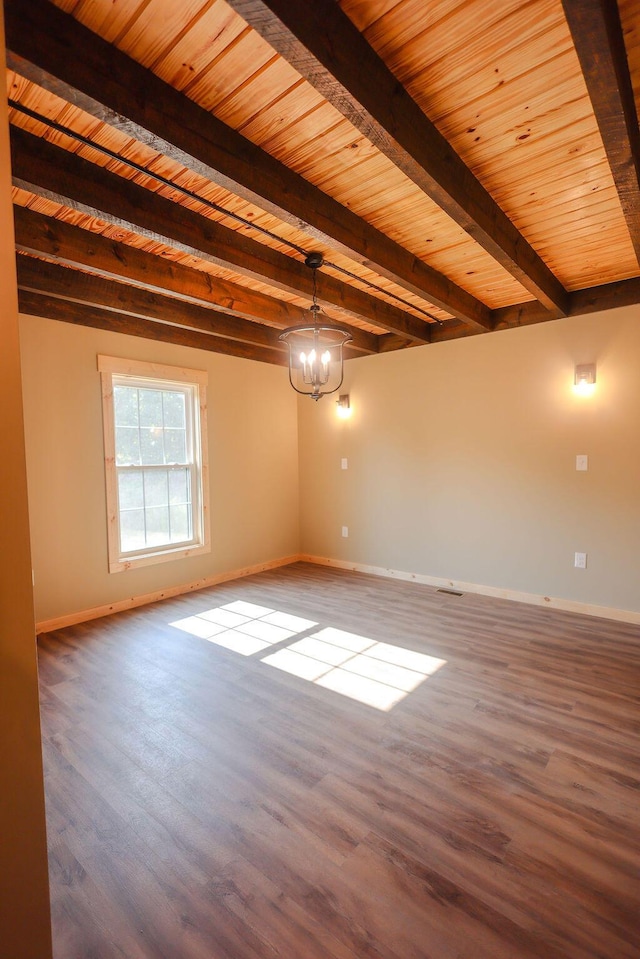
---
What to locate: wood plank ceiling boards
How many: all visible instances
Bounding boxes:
[5,0,640,364]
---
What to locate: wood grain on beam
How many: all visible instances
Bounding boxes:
[18,289,288,365]
[16,254,290,350]
[376,333,431,353]
[570,275,640,314]
[224,0,570,316]
[13,206,378,354]
[493,275,640,328]
[10,126,430,343]
[17,254,366,360]
[4,0,491,330]
[562,0,640,264]
[491,301,555,331]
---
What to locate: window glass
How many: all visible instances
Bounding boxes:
[99,357,209,572]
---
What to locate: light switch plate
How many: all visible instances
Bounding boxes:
[576,454,588,471]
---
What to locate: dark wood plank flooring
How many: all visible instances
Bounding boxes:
[37,562,640,958]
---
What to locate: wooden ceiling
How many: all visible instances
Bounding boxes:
[5,0,640,365]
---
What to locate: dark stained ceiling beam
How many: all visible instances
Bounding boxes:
[10,125,431,343]
[561,0,640,265]
[4,0,491,331]
[376,334,423,353]
[16,254,365,360]
[17,254,288,352]
[570,275,640,314]
[224,0,570,317]
[22,269,640,358]
[13,206,378,354]
[18,289,288,365]
[492,275,640,330]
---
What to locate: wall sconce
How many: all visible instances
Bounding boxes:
[574,363,596,396]
[336,394,351,419]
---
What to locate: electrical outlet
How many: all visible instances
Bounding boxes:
[342,526,349,538]
[341,458,348,470]
[574,552,587,569]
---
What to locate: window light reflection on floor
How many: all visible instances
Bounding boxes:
[264,628,446,710]
[170,601,316,656]
[169,602,446,711]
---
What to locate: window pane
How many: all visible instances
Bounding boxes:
[102,359,208,570]
[120,508,146,552]
[140,427,164,465]
[144,470,168,508]
[118,470,144,510]
[170,504,191,542]
[115,426,141,466]
[145,506,170,546]
[138,389,164,427]
[169,468,190,505]
[114,386,139,427]
[163,391,186,428]
[164,428,187,464]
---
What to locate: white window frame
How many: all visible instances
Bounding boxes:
[98,355,210,573]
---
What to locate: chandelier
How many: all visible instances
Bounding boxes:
[279,253,352,400]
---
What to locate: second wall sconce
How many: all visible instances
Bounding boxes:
[574,363,596,396]
[336,394,351,418]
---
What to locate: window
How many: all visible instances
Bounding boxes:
[98,356,210,572]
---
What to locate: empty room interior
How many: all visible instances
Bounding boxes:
[2,1,640,957]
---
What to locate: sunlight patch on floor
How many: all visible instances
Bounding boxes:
[263,627,446,710]
[170,601,317,655]
[170,603,446,710]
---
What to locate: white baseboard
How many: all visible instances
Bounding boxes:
[36,555,301,634]
[299,554,640,626]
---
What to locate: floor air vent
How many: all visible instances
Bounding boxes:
[437,588,464,597]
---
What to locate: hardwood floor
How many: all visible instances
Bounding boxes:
[37,562,640,959]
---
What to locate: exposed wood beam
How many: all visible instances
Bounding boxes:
[17,254,288,351]
[23,269,639,358]
[18,289,288,365]
[13,206,378,354]
[16,254,366,360]
[493,275,640,329]
[376,334,423,353]
[4,0,491,330]
[430,322,489,344]
[13,207,306,325]
[224,0,570,317]
[490,301,551,332]
[562,0,640,264]
[10,125,431,343]
[570,275,640,314]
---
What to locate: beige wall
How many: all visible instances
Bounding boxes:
[19,316,299,623]
[299,307,640,615]
[0,8,53,955]
[19,303,640,624]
